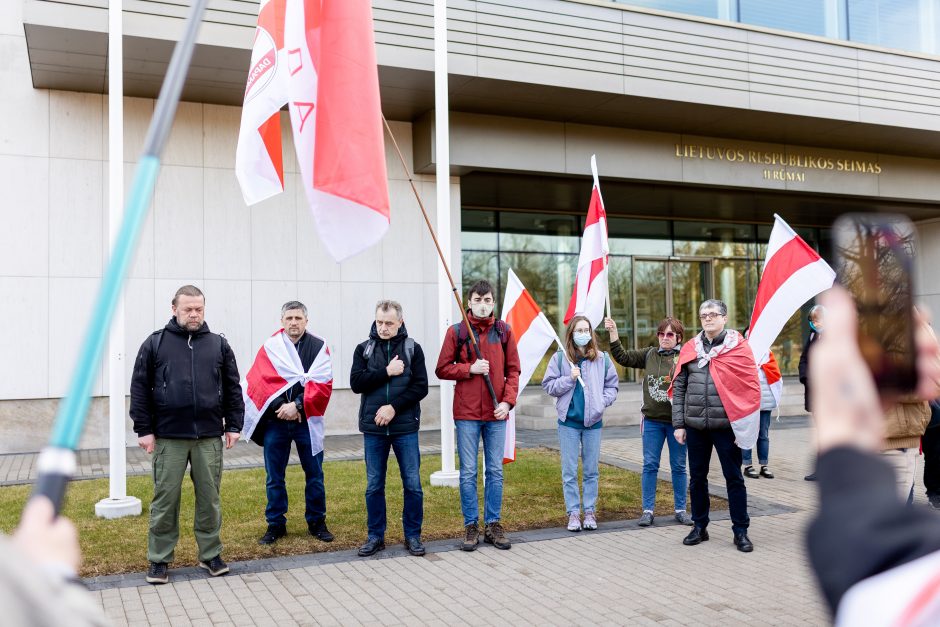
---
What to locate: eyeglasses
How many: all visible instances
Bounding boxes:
[699,312,724,321]
[657,332,677,339]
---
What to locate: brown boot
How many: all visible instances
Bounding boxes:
[484,522,511,550]
[461,523,480,551]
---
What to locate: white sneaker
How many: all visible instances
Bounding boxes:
[583,511,598,530]
[567,512,581,532]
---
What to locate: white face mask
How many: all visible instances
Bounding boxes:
[471,302,494,318]
[573,332,592,347]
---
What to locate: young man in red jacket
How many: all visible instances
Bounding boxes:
[436,279,521,551]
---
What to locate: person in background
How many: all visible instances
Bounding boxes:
[543,315,619,532]
[604,316,692,527]
[800,305,824,481]
[743,350,781,480]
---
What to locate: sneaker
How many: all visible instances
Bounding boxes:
[198,555,229,577]
[146,562,169,585]
[760,466,775,479]
[308,520,335,542]
[743,465,760,479]
[566,512,581,532]
[258,525,286,545]
[583,511,597,531]
[674,510,694,526]
[357,536,385,557]
[484,522,512,550]
[405,536,426,557]
[461,523,480,551]
[637,511,654,527]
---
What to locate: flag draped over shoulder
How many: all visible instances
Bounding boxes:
[236,0,390,262]
[242,330,333,456]
[501,269,558,463]
[669,330,762,449]
[748,214,836,364]
[564,155,609,329]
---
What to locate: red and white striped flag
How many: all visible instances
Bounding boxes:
[564,155,610,328]
[501,269,558,463]
[748,214,836,365]
[242,330,333,455]
[236,0,390,262]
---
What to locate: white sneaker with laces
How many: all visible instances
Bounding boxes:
[583,511,598,530]
[567,512,581,532]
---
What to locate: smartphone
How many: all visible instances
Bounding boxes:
[833,213,918,394]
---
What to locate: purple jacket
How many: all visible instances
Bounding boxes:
[541,351,619,428]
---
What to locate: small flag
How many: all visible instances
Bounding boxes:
[564,155,610,328]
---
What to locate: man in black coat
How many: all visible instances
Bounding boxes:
[799,304,824,481]
[130,285,244,584]
[350,300,429,557]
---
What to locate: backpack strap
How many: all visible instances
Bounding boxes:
[404,338,415,364]
[149,329,164,359]
[556,350,565,372]
[362,339,376,360]
[604,351,610,374]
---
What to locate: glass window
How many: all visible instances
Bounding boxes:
[614,0,724,19]
[739,0,830,36]
[498,212,581,255]
[848,0,923,52]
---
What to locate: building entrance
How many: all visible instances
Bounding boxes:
[633,258,710,349]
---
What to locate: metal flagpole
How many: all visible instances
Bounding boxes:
[30,0,210,514]
[95,0,141,520]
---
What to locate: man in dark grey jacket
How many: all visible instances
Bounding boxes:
[672,299,753,553]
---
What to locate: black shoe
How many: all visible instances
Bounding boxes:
[405,536,426,557]
[309,520,334,542]
[743,465,759,479]
[683,527,709,546]
[357,536,385,557]
[804,472,817,481]
[760,466,775,479]
[929,494,940,510]
[146,562,169,585]
[258,525,286,545]
[198,555,229,577]
[734,532,754,552]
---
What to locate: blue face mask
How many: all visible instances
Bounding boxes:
[573,332,592,347]
[809,320,819,332]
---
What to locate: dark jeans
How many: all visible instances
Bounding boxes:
[263,419,326,528]
[687,426,749,535]
[924,426,940,497]
[363,431,423,539]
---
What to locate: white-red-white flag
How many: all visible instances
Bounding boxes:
[236,0,390,262]
[748,214,836,365]
[564,155,610,328]
[242,329,333,455]
[501,269,558,463]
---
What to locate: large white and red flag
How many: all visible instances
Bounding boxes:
[748,214,836,365]
[236,0,390,262]
[564,155,610,328]
[501,269,559,463]
[242,330,333,455]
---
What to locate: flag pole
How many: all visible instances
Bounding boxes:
[30,0,210,514]
[381,116,501,411]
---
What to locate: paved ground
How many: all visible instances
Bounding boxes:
[9,418,932,625]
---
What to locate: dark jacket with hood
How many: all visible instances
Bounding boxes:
[350,322,429,435]
[130,318,244,439]
[671,330,731,430]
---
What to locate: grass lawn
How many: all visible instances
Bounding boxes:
[0,448,724,577]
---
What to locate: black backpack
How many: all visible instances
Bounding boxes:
[362,337,415,363]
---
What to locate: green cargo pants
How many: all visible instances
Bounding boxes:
[148,437,223,564]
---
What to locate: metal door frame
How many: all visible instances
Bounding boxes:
[632,256,713,350]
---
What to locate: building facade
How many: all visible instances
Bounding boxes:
[2,0,940,452]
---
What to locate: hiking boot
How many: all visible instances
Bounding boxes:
[583,511,597,531]
[146,562,169,585]
[461,523,480,551]
[258,525,286,545]
[357,536,385,557]
[567,512,581,532]
[675,510,694,526]
[484,522,511,550]
[760,466,775,479]
[405,536,426,557]
[308,520,334,542]
[198,555,229,577]
[743,465,760,479]
[637,511,654,527]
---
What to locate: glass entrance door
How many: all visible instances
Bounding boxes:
[633,259,711,349]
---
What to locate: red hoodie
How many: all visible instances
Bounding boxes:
[435,312,521,421]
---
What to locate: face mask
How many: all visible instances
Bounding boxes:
[809,320,819,332]
[573,332,591,347]
[471,303,494,318]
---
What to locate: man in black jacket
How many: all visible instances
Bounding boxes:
[350,300,429,557]
[130,285,244,585]
[799,305,824,481]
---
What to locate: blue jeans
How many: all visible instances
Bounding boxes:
[363,432,423,539]
[742,410,772,465]
[641,418,687,512]
[456,419,506,526]
[686,427,749,535]
[558,424,602,514]
[263,419,325,527]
